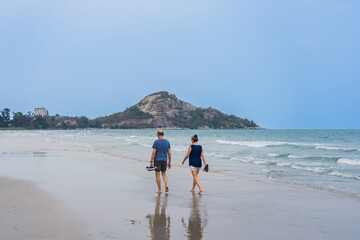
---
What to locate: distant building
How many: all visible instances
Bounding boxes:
[34,107,49,117]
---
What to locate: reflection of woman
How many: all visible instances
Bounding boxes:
[182,193,207,240]
[182,134,207,193]
[146,194,170,240]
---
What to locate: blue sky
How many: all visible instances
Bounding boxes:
[0,0,359,129]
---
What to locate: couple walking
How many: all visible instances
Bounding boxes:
[150,130,207,194]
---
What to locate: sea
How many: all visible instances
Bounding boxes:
[1,129,360,199]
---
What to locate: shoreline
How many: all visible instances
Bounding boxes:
[1,133,360,239]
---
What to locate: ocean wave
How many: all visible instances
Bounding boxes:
[253,160,266,165]
[268,153,339,162]
[171,147,186,152]
[139,143,152,148]
[267,153,290,158]
[207,153,230,159]
[328,171,356,179]
[267,153,279,157]
[216,139,295,148]
[215,140,360,152]
[315,145,359,152]
[290,165,327,173]
[125,139,139,143]
[337,158,360,166]
[228,156,255,163]
[289,155,340,162]
[276,162,292,167]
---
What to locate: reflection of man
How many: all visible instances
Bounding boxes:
[146,194,171,240]
[150,130,171,193]
[182,193,207,240]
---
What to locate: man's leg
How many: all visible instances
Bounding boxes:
[162,171,169,192]
[155,171,162,193]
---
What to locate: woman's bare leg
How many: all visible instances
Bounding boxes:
[191,178,196,192]
[191,170,202,193]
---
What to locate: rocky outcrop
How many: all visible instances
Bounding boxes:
[97,91,259,129]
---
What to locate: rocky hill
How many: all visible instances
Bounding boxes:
[96,91,259,129]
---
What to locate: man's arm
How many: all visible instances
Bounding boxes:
[150,149,156,166]
[167,149,171,169]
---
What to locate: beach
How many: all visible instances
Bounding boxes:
[1,130,360,239]
[0,176,87,240]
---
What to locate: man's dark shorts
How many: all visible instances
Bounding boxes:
[154,160,167,172]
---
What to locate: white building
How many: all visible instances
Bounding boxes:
[34,107,49,117]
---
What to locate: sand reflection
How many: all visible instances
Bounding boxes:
[182,193,207,240]
[146,194,171,240]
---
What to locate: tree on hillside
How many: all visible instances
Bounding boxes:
[76,116,89,128]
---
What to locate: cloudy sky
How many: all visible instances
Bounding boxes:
[1,0,359,128]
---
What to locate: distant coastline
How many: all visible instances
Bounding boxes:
[0,91,260,130]
[0,127,264,131]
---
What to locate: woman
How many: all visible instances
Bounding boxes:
[182,134,207,193]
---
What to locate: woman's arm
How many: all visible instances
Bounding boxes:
[182,146,192,165]
[201,148,207,166]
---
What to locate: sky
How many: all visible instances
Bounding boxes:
[0,0,359,129]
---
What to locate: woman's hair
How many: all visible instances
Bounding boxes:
[191,134,198,142]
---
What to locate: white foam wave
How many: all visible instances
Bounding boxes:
[125,139,139,143]
[208,153,229,158]
[315,145,359,151]
[288,155,302,159]
[276,162,292,167]
[171,147,185,152]
[291,165,327,173]
[253,160,266,165]
[337,158,360,166]
[215,139,290,148]
[267,153,280,157]
[139,143,152,148]
[329,171,354,178]
[229,156,253,163]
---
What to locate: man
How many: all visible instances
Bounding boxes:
[150,129,171,193]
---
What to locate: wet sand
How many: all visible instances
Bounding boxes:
[0,176,87,240]
[1,134,360,239]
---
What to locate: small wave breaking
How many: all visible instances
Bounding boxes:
[337,158,360,166]
[315,145,359,152]
[215,139,308,148]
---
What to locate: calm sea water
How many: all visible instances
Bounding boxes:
[2,129,360,199]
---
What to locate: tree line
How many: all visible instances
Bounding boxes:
[0,108,102,129]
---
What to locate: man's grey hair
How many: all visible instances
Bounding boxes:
[157,129,164,136]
